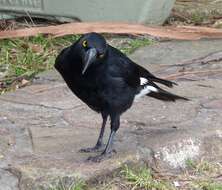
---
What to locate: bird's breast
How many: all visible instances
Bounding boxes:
[64,74,104,112]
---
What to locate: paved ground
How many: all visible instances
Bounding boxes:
[0,39,222,190]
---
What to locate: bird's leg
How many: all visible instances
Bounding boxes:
[87,113,120,162]
[79,112,108,153]
[95,112,108,148]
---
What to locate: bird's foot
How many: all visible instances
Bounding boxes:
[86,149,117,162]
[79,143,105,153]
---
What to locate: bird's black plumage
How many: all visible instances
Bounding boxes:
[55,33,188,162]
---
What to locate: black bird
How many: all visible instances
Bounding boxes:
[55,33,188,162]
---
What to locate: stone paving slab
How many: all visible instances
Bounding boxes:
[130,39,222,66]
[0,40,222,189]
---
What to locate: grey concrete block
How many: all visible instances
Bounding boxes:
[0,0,175,25]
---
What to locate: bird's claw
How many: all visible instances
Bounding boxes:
[79,144,105,153]
[86,149,117,162]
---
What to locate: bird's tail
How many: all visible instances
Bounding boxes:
[147,88,189,102]
[151,77,177,88]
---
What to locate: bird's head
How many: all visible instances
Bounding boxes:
[78,33,108,74]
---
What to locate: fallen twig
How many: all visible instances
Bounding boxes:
[1,22,222,40]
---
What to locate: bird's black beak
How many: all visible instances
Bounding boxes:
[82,48,97,74]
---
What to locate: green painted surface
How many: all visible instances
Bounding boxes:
[0,0,175,25]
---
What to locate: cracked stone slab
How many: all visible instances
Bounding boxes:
[0,39,222,189]
[0,169,19,190]
[130,39,222,66]
[202,99,222,110]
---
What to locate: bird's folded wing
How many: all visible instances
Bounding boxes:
[106,57,140,89]
[135,63,177,88]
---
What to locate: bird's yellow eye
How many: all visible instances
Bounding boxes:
[82,40,87,48]
[99,54,104,58]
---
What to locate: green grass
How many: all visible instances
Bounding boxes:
[0,34,80,93]
[184,159,222,190]
[119,38,153,55]
[48,179,86,190]
[120,165,174,190]
[0,34,80,77]
[185,158,222,175]
[190,12,208,24]
[0,34,153,94]
[48,160,222,190]
[185,158,196,169]
[92,160,222,190]
[192,180,222,190]
[89,165,174,190]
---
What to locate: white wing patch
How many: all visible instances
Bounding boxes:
[135,78,158,100]
[140,77,148,85]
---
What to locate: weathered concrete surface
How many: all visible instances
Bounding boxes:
[1,40,222,189]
